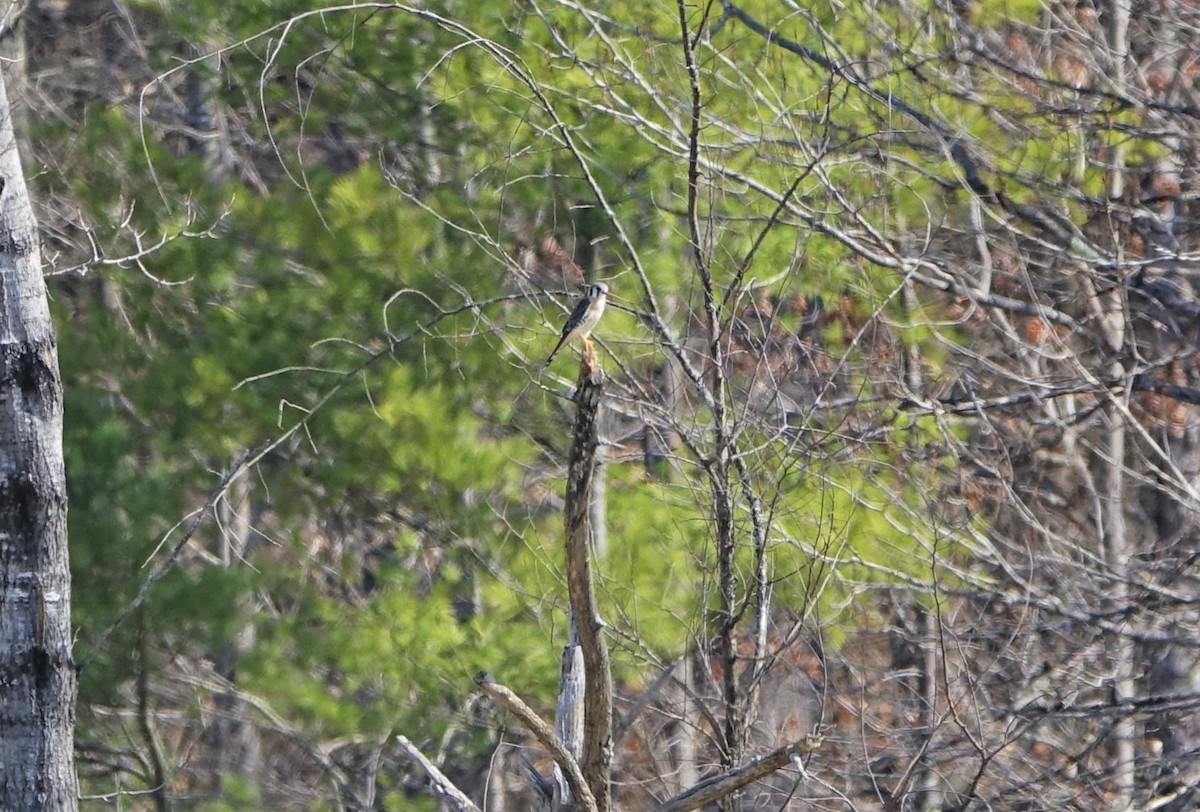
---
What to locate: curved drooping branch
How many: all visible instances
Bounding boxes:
[473,673,598,812]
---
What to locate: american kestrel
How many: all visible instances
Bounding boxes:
[545,282,609,366]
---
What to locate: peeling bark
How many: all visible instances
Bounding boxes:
[0,64,77,811]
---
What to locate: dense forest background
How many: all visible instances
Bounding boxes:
[9,0,1200,808]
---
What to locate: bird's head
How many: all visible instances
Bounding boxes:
[591,282,609,298]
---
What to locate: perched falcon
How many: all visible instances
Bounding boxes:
[545,282,609,366]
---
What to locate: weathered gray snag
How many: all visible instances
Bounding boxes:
[0,67,78,810]
[554,639,585,807]
[562,352,612,812]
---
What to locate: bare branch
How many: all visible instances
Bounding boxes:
[395,736,481,812]
[473,673,598,812]
[655,740,814,812]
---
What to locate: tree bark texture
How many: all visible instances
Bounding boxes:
[563,360,612,812]
[0,64,77,810]
[554,639,585,808]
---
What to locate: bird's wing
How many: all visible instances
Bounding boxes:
[564,293,593,329]
[545,331,571,365]
[545,295,592,364]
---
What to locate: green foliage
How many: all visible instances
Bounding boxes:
[48,0,1082,803]
[603,474,709,660]
[196,775,266,812]
[971,0,1045,28]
